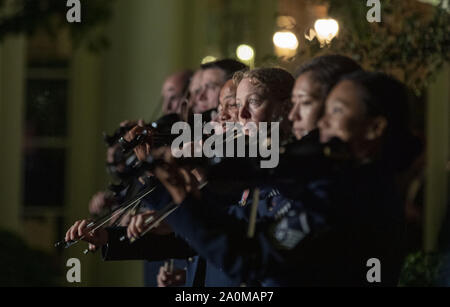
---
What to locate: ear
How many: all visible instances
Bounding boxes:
[365,116,388,140]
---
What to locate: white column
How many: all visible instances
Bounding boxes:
[425,64,449,252]
[0,36,26,235]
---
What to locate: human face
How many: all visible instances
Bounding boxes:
[188,70,203,109]
[318,80,387,159]
[161,75,185,114]
[193,68,226,113]
[217,80,238,125]
[106,143,125,173]
[236,78,276,129]
[288,72,324,140]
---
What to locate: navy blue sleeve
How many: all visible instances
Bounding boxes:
[164,198,275,284]
[143,183,243,224]
[141,183,173,211]
[163,186,331,285]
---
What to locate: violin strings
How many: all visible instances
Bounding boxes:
[58,184,157,249]
[129,181,209,243]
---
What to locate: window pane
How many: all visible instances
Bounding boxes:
[25,79,68,137]
[23,148,66,207]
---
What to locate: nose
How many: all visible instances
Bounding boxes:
[171,98,182,114]
[288,102,301,122]
[166,99,175,113]
[162,96,169,113]
[198,87,207,102]
[239,103,251,121]
[179,98,189,113]
[220,108,231,122]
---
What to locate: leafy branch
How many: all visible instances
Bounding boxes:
[0,0,116,52]
[298,0,450,95]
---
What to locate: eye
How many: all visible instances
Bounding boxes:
[248,98,261,106]
[226,100,237,108]
[207,83,218,90]
[330,105,343,114]
[301,100,313,106]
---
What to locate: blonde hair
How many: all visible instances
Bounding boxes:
[233,67,294,117]
[233,67,294,139]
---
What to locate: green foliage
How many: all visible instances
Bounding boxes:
[299,0,450,95]
[0,229,61,286]
[0,0,116,52]
[398,251,442,286]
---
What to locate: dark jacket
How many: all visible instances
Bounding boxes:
[153,162,405,286]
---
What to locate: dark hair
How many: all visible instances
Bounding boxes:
[296,55,362,102]
[201,59,249,81]
[340,71,423,172]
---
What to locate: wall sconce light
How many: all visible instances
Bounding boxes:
[306,18,339,47]
[273,31,299,58]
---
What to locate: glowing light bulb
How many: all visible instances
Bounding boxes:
[236,44,255,61]
[201,56,217,64]
[273,31,299,58]
[314,19,339,42]
[273,31,299,50]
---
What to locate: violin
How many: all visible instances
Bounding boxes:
[103,123,136,147]
[124,132,353,244]
[118,110,219,154]
[118,113,182,154]
[54,178,160,253]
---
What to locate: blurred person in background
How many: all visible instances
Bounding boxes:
[161,70,193,115]
[192,59,247,114]
[289,55,362,141]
